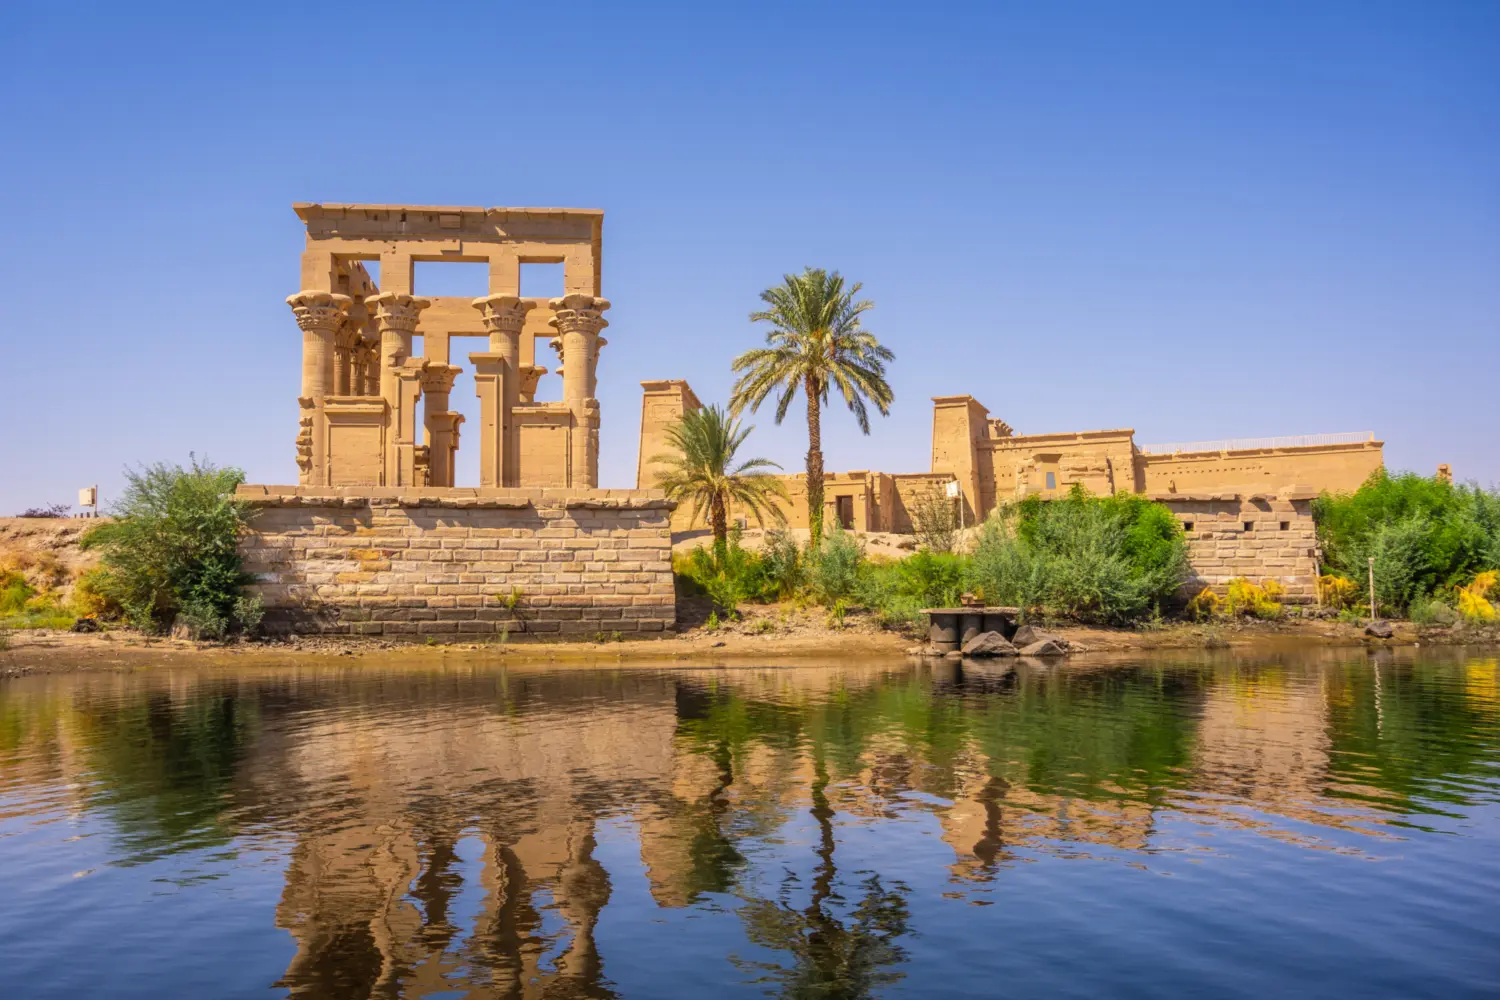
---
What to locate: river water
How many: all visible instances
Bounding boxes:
[1,649,1497,998]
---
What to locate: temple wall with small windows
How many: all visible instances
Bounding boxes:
[1157,491,1319,602]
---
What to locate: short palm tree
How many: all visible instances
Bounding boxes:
[652,405,788,565]
[730,268,894,543]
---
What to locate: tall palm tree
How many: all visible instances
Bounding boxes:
[652,405,788,565]
[730,268,895,544]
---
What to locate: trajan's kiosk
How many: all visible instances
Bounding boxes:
[238,203,1384,636]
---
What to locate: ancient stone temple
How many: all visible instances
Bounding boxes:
[236,205,675,638]
[638,382,1386,603]
[285,203,609,489]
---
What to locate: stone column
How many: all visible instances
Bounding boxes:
[547,294,609,488]
[286,290,351,485]
[362,340,380,396]
[288,291,350,400]
[333,324,357,396]
[420,364,462,488]
[471,295,535,487]
[367,293,430,487]
[367,293,428,399]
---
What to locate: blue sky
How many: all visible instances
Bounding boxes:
[1,1,1495,512]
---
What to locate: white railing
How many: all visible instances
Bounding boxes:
[1137,431,1375,455]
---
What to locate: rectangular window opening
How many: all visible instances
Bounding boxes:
[1243,521,1254,532]
[413,260,489,298]
[520,261,565,299]
[1045,471,1057,491]
[1280,521,1290,531]
[1183,521,1194,533]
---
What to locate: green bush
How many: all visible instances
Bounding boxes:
[1314,471,1500,615]
[1409,594,1458,626]
[677,527,768,614]
[856,550,966,630]
[82,457,261,636]
[758,529,804,599]
[0,572,32,615]
[807,524,865,603]
[968,488,1187,625]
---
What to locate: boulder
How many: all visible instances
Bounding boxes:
[70,617,101,633]
[962,631,1018,657]
[943,650,964,660]
[1019,639,1068,658]
[1012,624,1065,649]
[1365,620,1395,639]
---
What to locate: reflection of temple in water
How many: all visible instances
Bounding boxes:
[4,652,1487,996]
[259,673,682,998]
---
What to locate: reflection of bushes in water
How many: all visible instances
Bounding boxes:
[1320,657,1500,812]
[73,687,261,860]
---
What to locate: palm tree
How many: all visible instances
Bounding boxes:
[730,268,895,544]
[652,405,789,565]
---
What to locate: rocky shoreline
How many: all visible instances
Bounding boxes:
[2,610,1494,678]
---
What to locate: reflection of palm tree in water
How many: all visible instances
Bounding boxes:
[735,745,912,999]
[467,830,620,1000]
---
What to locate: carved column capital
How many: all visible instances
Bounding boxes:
[472,294,535,335]
[366,292,430,335]
[419,363,462,395]
[286,291,351,331]
[518,365,547,402]
[547,294,610,336]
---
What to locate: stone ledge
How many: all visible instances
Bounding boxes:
[237,484,676,511]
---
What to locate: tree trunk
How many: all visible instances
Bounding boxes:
[711,492,729,569]
[804,374,824,547]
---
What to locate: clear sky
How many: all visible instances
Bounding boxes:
[2,1,1496,513]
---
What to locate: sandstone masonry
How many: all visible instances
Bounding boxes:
[238,486,675,637]
[1157,491,1319,602]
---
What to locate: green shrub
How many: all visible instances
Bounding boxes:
[1315,471,1500,615]
[1409,594,1459,626]
[758,529,804,599]
[82,457,259,636]
[856,550,966,630]
[71,567,121,619]
[968,488,1187,625]
[0,572,33,615]
[678,527,767,613]
[967,513,1051,618]
[807,524,865,603]
[0,572,75,630]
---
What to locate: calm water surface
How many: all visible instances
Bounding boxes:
[1,649,1498,998]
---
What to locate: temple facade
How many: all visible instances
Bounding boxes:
[237,204,676,638]
[636,379,1385,601]
[285,203,609,490]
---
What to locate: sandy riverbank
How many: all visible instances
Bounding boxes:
[3,607,1492,678]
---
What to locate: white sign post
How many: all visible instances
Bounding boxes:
[945,480,964,529]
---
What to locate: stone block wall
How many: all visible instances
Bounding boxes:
[1158,493,1319,602]
[888,474,960,533]
[237,486,676,638]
